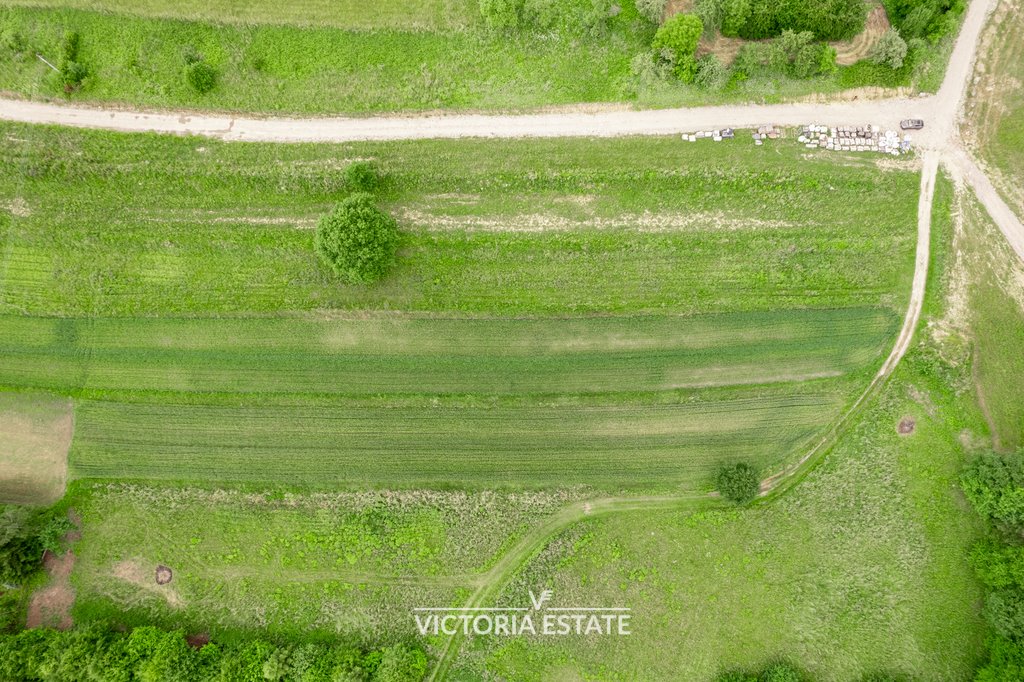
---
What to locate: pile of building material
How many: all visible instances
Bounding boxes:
[751,125,781,146]
[681,128,735,142]
[798,124,912,155]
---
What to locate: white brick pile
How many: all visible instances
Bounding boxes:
[797,124,912,155]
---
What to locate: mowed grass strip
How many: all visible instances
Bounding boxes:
[0,308,896,397]
[0,124,919,316]
[67,384,849,489]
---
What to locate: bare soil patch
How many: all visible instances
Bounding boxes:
[26,550,76,630]
[897,417,916,435]
[112,559,184,607]
[186,632,210,648]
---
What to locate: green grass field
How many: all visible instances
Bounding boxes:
[0,122,919,490]
[0,124,918,316]
[447,174,988,680]
[2,0,477,29]
[64,484,584,644]
[43,174,992,679]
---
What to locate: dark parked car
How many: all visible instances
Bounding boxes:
[900,119,925,130]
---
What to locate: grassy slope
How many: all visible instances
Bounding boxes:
[1,0,477,29]
[966,0,1024,218]
[449,174,987,680]
[961,190,1024,451]
[0,3,921,115]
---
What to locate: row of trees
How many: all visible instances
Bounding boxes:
[961,450,1024,679]
[0,624,427,682]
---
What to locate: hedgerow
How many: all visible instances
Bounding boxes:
[0,624,428,681]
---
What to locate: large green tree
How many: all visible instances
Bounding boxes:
[315,193,399,285]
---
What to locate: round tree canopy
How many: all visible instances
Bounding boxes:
[314,193,399,285]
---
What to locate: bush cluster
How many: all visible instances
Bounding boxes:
[57,30,87,92]
[884,0,965,43]
[0,506,71,585]
[693,0,867,41]
[652,13,703,82]
[732,29,837,81]
[716,462,760,505]
[0,624,427,682]
[315,192,399,285]
[961,450,1024,678]
[184,53,217,95]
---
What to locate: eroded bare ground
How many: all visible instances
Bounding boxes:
[110,559,185,608]
[25,550,76,630]
[0,394,74,505]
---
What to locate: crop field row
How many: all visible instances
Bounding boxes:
[0,308,896,398]
[67,384,851,488]
[0,123,919,317]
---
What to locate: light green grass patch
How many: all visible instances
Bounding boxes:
[0,309,897,397]
[0,124,919,316]
[68,484,580,645]
[960,188,1024,450]
[2,0,477,30]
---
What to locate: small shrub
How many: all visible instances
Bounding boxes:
[870,29,908,70]
[315,193,399,285]
[59,30,80,64]
[185,60,217,94]
[716,462,759,504]
[985,589,1024,640]
[479,0,523,31]
[900,5,934,39]
[59,61,88,91]
[630,50,673,86]
[636,0,668,24]
[652,13,703,82]
[694,54,727,90]
[1,28,27,60]
[694,0,724,35]
[345,161,382,193]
